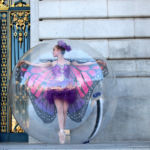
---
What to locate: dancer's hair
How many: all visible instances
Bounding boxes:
[55,40,72,55]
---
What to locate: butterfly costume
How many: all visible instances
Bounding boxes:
[15,59,108,124]
[15,41,108,124]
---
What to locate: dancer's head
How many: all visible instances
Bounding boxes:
[53,40,71,57]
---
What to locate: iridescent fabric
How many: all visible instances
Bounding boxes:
[16,60,106,123]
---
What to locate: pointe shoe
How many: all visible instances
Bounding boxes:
[58,129,66,144]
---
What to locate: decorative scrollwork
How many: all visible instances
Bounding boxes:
[11,0,29,7]
[0,12,8,132]
[0,0,8,10]
[10,11,30,48]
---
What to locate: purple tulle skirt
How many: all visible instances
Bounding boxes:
[45,88,78,104]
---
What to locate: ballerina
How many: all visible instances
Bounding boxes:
[17,40,106,144]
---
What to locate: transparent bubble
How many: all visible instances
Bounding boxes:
[8,39,117,144]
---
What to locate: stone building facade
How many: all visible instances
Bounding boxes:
[30,0,150,143]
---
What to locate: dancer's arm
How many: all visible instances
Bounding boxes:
[17,60,52,67]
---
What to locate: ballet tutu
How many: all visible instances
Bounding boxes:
[45,87,78,104]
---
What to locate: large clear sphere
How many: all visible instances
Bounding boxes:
[8,39,117,144]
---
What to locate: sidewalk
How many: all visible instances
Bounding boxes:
[0,142,150,150]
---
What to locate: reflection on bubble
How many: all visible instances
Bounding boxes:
[8,39,117,144]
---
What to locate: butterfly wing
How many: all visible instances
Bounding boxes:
[67,60,104,122]
[15,63,57,123]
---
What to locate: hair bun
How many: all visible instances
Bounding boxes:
[57,40,72,51]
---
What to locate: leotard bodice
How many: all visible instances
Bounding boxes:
[50,62,75,88]
[51,63,71,81]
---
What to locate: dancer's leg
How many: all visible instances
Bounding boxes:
[54,98,66,144]
[54,98,64,130]
[63,100,69,128]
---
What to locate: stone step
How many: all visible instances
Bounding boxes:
[0,142,150,150]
